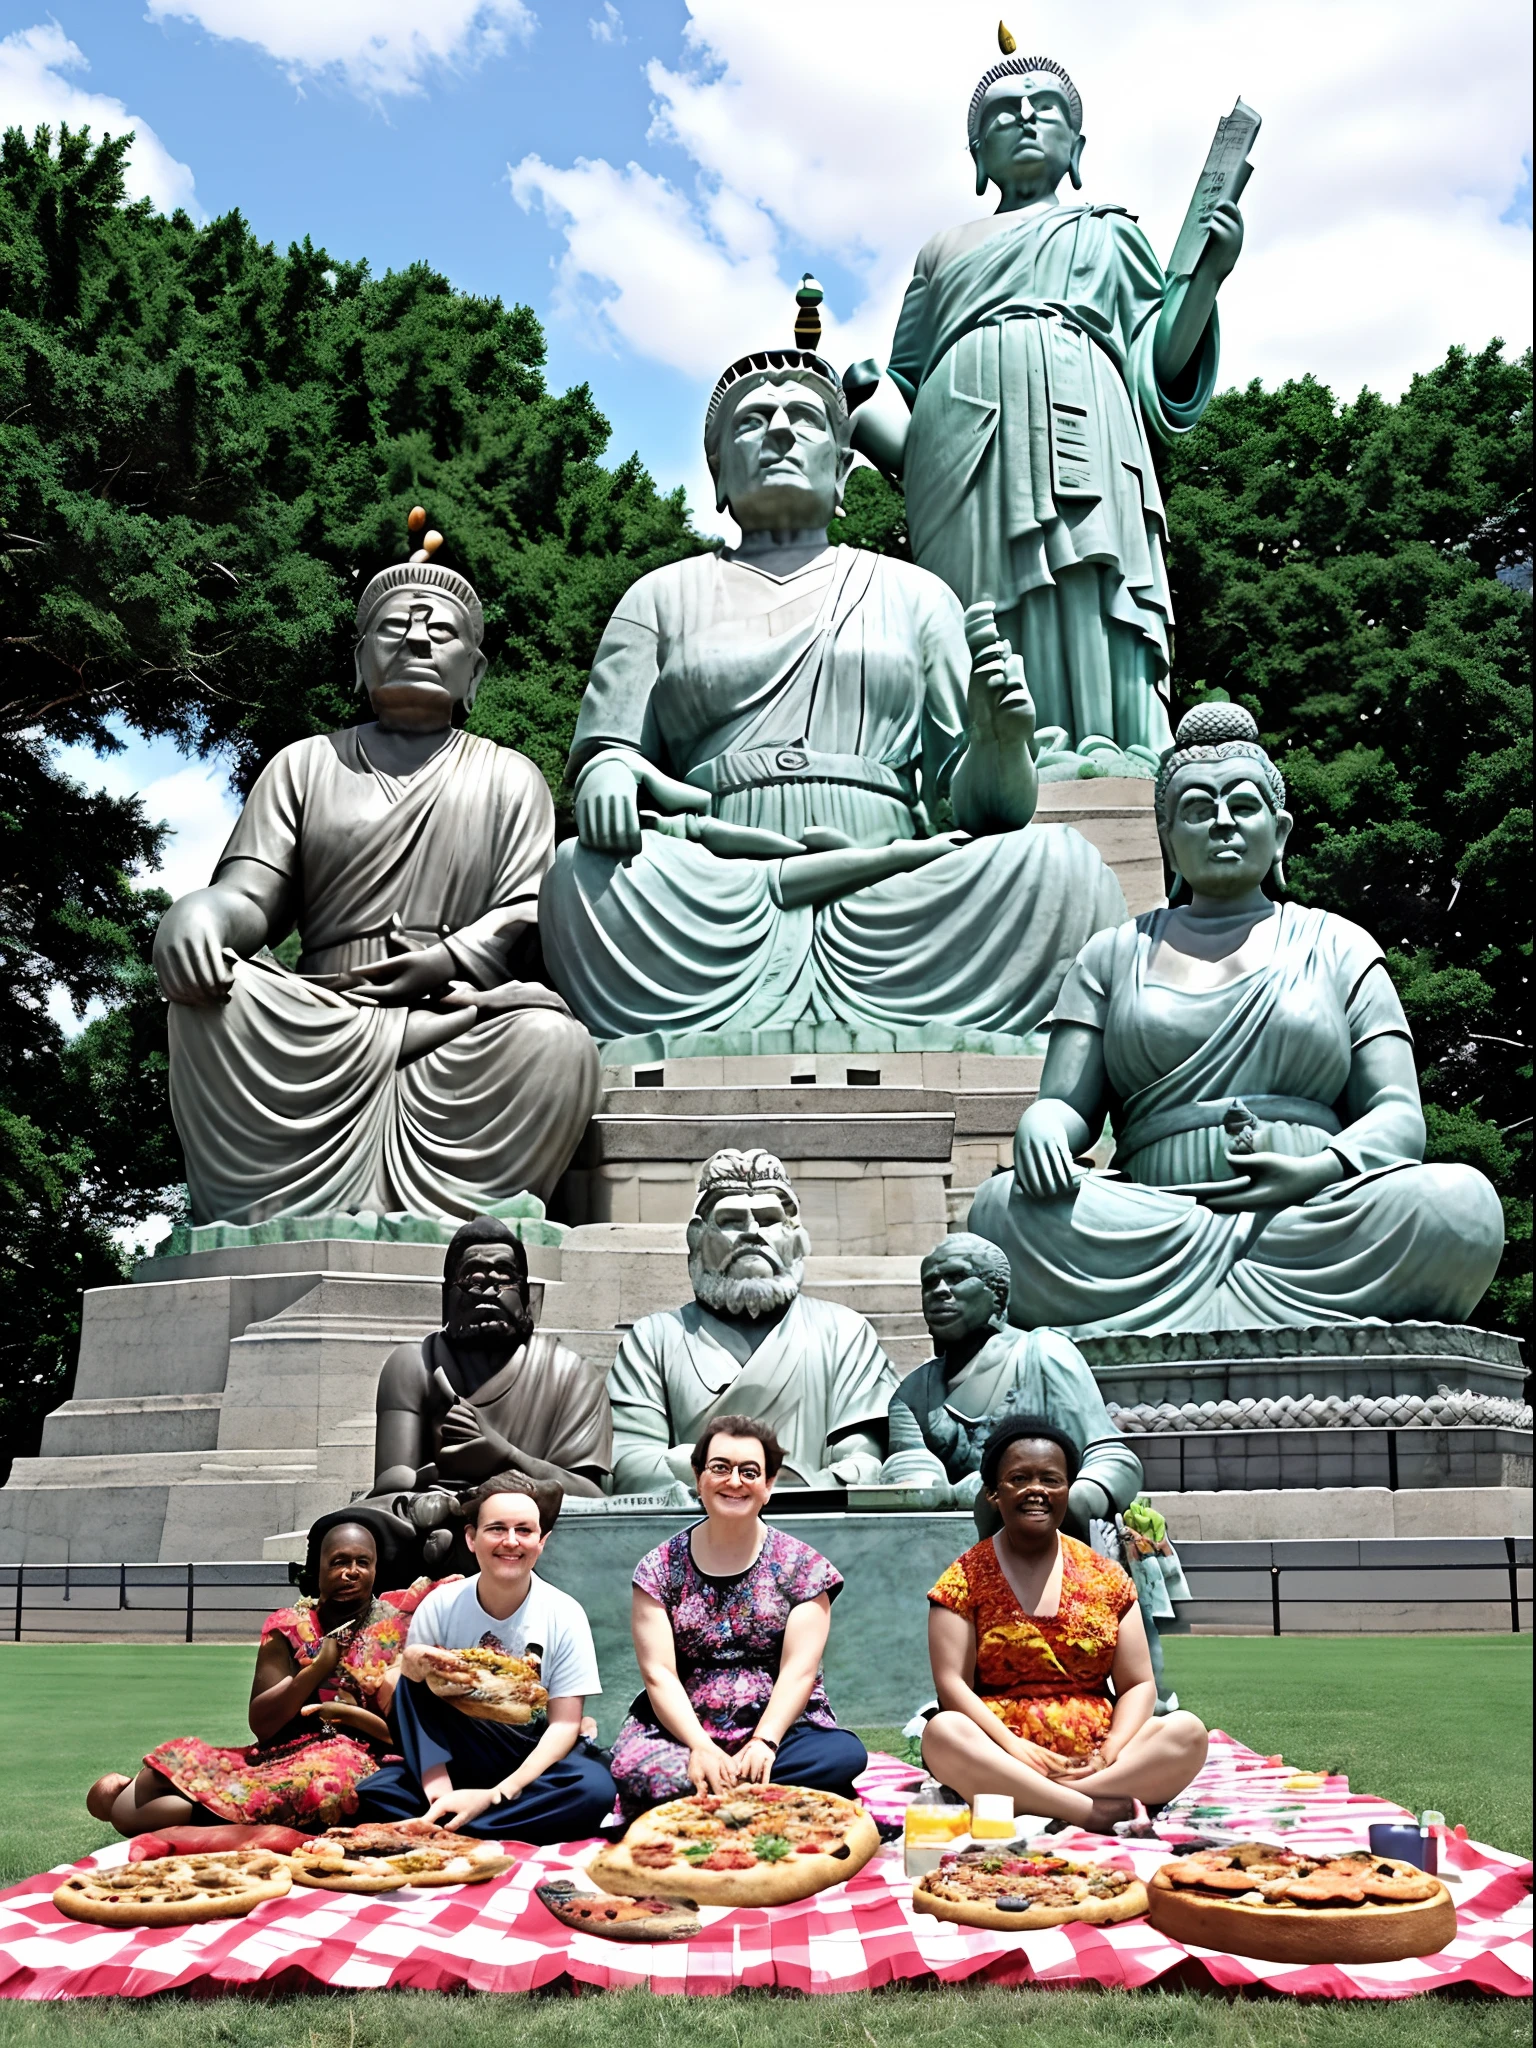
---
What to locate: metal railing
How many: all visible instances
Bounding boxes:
[1178,1536,1530,1636]
[3,1562,290,1642]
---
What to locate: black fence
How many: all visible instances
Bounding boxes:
[1175,1535,1530,1635]
[2,1562,290,1642]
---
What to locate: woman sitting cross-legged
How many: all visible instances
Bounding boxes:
[86,1508,408,1836]
[610,1413,868,1819]
[923,1416,1208,1832]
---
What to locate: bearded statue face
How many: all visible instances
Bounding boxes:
[443,1241,534,1353]
[687,1187,810,1321]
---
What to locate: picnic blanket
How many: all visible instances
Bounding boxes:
[0,1735,1527,2002]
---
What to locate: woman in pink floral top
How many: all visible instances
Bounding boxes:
[87,1510,415,1836]
[611,1414,867,1819]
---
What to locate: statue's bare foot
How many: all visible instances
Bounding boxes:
[87,1773,132,1822]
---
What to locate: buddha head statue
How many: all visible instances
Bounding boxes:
[353,508,488,730]
[705,338,853,527]
[1155,701,1293,903]
[440,1215,534,1355]
[968,32,1084,202]
[687,1147,811,1321]
[920,1232,1013,1349]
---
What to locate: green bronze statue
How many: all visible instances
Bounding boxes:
[847,46,1246,770]
[969,704,1507,1331]
[539,323,1125,1053]
[882,1232,1142,1533]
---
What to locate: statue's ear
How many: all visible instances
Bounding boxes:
[462,647,490,713]
[972,147,989,198]
[352,639,368,697]
[1068,132,1085,191]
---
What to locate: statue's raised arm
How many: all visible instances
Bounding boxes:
[848,37,1247,773]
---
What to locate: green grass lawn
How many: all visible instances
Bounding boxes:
[0,1634,1528,2045]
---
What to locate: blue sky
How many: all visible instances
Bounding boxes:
[4,0,1532,921]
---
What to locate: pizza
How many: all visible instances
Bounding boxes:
[535,1878,701,1942]
[913,1845,1148,1930]
[418,1644,548,1724]
[1147,1842,1457,1963]
[288,1831,513,1892]
[586,1785,881,1907]
[54,1849,292,1927]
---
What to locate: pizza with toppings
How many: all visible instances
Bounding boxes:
[1147,1842,1456,1963]
[418,1644,548,1724]
[586,1785,881,1906]
[535,1879,701,1942]
[913,1845,1148,1930]
[288,1831,513,1892]
[55,1849,292,1927]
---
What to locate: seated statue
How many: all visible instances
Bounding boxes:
[539,323,1125,1052]
[371,1217,611,1525]
[969,704,1506,1333]
[153,524,600,1225]
[881,1232,1141,1533]
[608,1149,899,1493]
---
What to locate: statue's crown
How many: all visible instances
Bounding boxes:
[694,1147,798,1216]
[354,506,484,640]
[704,279,848,477]
[968,51,1082,149]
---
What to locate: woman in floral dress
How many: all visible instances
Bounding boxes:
[612,1413,867,1819]
[922,1415,1207,1830]
[87,1509,410,1836]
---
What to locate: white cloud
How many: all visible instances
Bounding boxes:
[512,0,1532,417]
[147,1,535,99]
[590,5,626,47]
[53,737,241,905]
[0,23,197,212]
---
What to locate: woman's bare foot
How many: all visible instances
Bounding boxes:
[1084,1794,1135,1833]
[87,1773,131,1823]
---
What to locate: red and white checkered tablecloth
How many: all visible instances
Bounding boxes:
[0,1736,1527,2002]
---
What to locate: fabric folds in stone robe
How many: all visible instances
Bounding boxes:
[968,904,1506,1332]
[540,547,1126,1050]
[608,1293,900,1493]
[886,1327,1142,1513]
[392,1330,612,1486]
[890,205,1219,753]
[168,728,599,1224]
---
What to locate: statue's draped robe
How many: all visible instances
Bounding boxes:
[393,1330,612,1488]
[969,905,1506,1332]
[890,204,1219,755]
[885,1327,1142,1512]
[540,547,1125,1051]
[608,1293,899,1492]
[169,728,599,1224]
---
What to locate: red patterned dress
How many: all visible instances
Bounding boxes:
[143,1597,408,1830]
[927,1534,1137,1757]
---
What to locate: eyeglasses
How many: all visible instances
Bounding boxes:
[703,1460,764,1482]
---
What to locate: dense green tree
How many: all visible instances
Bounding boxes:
[0,123,702,1476]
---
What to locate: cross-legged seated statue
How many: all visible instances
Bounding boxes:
[608,1148,899,1494]
[969,704,1506,1332]
[539,329,1125,1051]
[882,1232,1141,1530]
[370,1217,611,1563]
[922,1418,1208,1831]
[153,531,599,1225]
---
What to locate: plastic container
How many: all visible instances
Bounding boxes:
[903,1778,971,1877]
[971,1792,1015,1840]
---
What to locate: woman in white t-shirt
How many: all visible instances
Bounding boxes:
[355,1473,616,1841]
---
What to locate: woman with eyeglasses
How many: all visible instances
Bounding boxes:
[610,1413,868,1819]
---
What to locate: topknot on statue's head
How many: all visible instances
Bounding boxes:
[1156,699,1286,826]
[353,506,484,643]
[693,1147,799,1219]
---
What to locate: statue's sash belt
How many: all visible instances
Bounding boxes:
[687,750,911,802]
[1115,1094,1342,1161]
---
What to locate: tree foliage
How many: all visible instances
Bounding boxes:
[0,124,701,1474]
